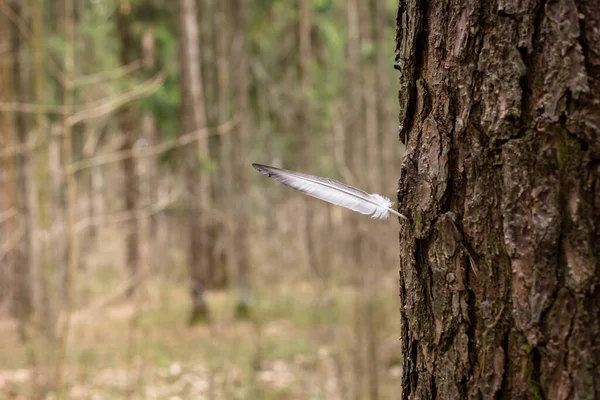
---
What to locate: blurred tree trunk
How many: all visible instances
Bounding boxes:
[345,0,368,399]
[232,0,252,318]
[178,0,212,323]
[0,5,16,314]
[9,0,34,322]
[117,1,141,296]
[32,0,53,342]
[204,0,228,289]
[371,0,390,183]
[141,28,157,271]
[358,4,381,399]
[54,0,77,388]
[298,0,320,280]
[395,0,600,398]
[213,0,233,289]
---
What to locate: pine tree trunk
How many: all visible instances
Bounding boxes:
[232,0,252,318]
[0,5,16,314]
[178,0,212,323]
[10,0,34,321]
[117,2,140,297]
[395,0,599,399]
[298,0,321,280]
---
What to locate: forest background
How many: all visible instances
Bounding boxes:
[0,0,406,398]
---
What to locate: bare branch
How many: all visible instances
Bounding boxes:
[66,71,166,126]
[0,70,165,117]
[69,117,239,173]
[73,60,143,87]
[74,189,181,233]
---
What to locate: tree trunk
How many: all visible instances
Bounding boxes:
[141,27,157,273]
[395,0,600,399]
[298,0,321,281]
[10,0,34,322]
[117,1,141,297]
[213,0,233,289]
[204,0,228,289]
[0,4,16,314]
[178,0,212,323]
[232,0,252,318]
[31,0,57,345]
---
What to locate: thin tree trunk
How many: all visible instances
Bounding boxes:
[346,0,367,399]
[232,0,252,318]
[216,0,233,288]
[31,0,54,393]
[141,27,158,258]
[0,5,16,314]
[298,0,320,280]
[117,1,141,297]
[141,27,157,273]
[396,0,600,398]
[358,3,381,398]
[54,0,77,390]
[204,0,228,289]
[10,0,34,325]
[178,0,212,323]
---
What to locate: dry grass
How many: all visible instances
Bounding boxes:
[0,190,404,399]
[0,267,403,399]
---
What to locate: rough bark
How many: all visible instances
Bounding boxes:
[395,0,600,399]
[178,0,212,323]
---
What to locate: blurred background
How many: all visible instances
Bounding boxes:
[0,0,405,398]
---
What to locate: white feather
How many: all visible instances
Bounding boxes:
[252,163,407,220]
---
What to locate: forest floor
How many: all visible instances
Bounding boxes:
[0,268,403,399]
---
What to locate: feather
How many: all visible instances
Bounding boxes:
[252,163,407,220]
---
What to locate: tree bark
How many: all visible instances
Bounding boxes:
[395,0,600,399]
[178,0,212,323]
